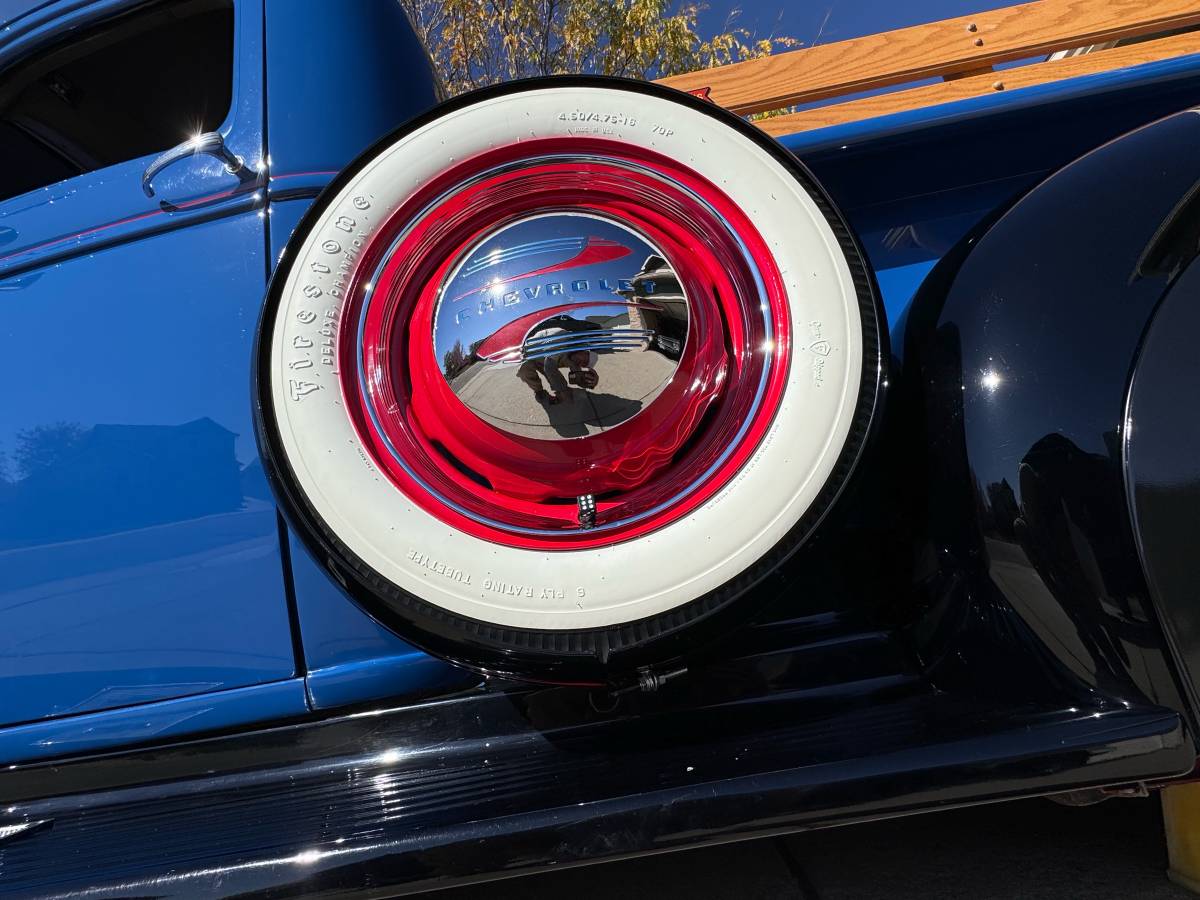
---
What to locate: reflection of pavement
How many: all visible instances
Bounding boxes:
[450,352,676,439]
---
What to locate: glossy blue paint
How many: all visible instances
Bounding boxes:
[782,49,1200,157]
[259,4,471,708]
[0,208,297,728]
[288,533,476,710]
[10,0,1200,742]
[264,198,471,708]
[0,0,266,277]
[264,197,316,289]
[0,0,300,738]
[873,259,937,329]
[0,678,308,764]
[305,655,477,710]
[784,47,1200,354]
[263,0,440,180]
[0,0,38,26]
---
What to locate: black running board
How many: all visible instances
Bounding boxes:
[0,683,1191,898]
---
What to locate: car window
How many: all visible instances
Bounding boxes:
[0,0,234,203]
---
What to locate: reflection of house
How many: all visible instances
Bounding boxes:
[239,457,273,501]
[617,254,688,358]
[587,312,629,330]
[0,417,243,547]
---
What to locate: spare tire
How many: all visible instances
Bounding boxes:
[254,76,882,683]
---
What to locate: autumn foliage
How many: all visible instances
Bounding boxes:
[399,0,798,97]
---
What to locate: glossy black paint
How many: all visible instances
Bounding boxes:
[1127,254,1200,719]
[0,626,1188,897]
[797,65,1200,292]
[903,110,1200,723]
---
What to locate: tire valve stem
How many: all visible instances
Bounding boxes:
[608,665,689,698]
[577,494,596,529]
[636,665,688,694]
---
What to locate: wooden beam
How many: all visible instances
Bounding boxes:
[944,65,994,80]
[753,29,1200,136]
[657,0,1200,116]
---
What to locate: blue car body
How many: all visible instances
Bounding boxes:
[3,0,1200,894]
[0,0,470,763]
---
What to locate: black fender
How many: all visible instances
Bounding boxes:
[1126,235,1200,719]
[904,108,1200,720]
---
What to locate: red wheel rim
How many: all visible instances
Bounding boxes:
[338,138,791,550]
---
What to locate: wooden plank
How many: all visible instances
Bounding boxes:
[657,0,1200,115]
[753,29,1200,136]
[944,65,994,80]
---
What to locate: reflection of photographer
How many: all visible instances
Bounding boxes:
[518,348,599,405]
[516,318,602,405]
[569,365,599,389]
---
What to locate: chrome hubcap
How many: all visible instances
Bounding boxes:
[432,213,689,440]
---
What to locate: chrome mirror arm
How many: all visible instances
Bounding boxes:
[142,132,246,198]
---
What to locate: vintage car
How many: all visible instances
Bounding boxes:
[2,0,1200,895]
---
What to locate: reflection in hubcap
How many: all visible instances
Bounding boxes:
[341,140,788,547]
[433,214,689,440]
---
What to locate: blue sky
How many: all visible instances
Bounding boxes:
[696,0,1015,49]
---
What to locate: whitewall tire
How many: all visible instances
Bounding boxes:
[255,77,881,682]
